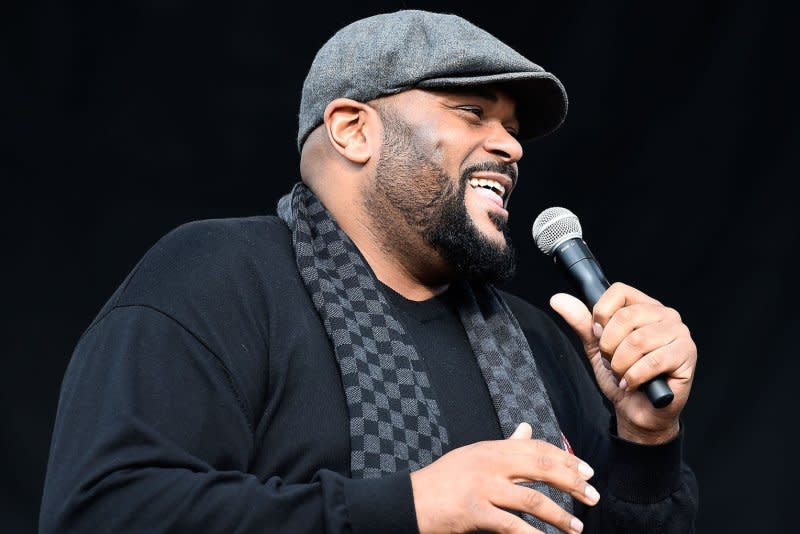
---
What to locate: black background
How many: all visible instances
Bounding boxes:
[3,1,798,532]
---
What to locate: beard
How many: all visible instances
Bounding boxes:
[367,105,516,284]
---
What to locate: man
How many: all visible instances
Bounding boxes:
[40,9,698,533]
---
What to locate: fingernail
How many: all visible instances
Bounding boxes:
[585,484,600,503]
[571,517,584,533]
[578,462,594,478]
[592,322,603,338]
[619,378,628,390]
[601,357,611,370]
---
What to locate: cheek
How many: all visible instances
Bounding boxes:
[413,117,477,172]
[411,123,446,164]
[406,115,483,185]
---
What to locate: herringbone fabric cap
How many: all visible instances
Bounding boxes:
[297,9,568,150]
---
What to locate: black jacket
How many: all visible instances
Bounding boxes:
[40,216,697,533]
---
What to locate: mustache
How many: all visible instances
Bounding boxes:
[461,161,518,188]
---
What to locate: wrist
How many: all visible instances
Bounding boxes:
[615,418,680,445]
[607,418,686,503]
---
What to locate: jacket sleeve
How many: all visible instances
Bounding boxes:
[551,321,699,533]
[594,421,699,533]
[38,305,417,534]
[499,290,698,533]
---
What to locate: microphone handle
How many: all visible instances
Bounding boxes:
[555,239,674,409]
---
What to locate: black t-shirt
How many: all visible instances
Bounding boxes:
[380,282,504,449]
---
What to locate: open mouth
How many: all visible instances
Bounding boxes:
[468,177,506,204]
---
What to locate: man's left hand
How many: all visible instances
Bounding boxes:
[550,282,697,444]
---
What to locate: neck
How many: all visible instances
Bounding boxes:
[306,173,453,301]
[326,206,449,301]
[353,214,453,301]
[363,247,450,301]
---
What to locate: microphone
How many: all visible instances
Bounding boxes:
[532,207,674,409]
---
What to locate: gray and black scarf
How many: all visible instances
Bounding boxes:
[277,183,572,530]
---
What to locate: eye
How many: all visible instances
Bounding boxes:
[458,105,484,118]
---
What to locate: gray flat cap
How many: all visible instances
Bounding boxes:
[297,9,568,151]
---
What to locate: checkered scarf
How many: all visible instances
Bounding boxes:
[277,183,572,529]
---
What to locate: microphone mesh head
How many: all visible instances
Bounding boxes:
[531,207,583,255]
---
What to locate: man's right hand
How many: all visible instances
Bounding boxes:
[409,423,597,534]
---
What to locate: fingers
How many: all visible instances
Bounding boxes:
[593,282,662,324]
[619,335,696,391]
[588,282,697,442]
[489,485,586,534]
[601,312,687,379]
[549,293,595,350]
[480,438,595,534]
[497,439,598,507]
[473,505,545,534]
[411,437,598,534]
[509,422,534,440]
[596,301,681,355]
[590,283,694,387]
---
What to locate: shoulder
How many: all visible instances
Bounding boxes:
[88,215,298,330]
[144,215,292,269]
[132,215,289,281]
[82,215,301,410]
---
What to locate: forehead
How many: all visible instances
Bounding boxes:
[432,85,511,100]
[428,85,517,104]
[402,86,520,122]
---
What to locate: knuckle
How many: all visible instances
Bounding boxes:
[536,453,554,471]
[522,489,544,511]
[665,306,682,323]
[686,337,698,357]
[625,329,645,351]
[680,323,693,340]
[591,302,611,323]
[558,510,575,531]
[615,306,634,326]
[498,512,520,533]
[566,456,579,470]
[593,310,610,326]
[609,281,628,292]
[598,334,615,355]
[609,357,627,377]
[646,351,662,370]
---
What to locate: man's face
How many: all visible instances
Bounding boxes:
[367,87,523,283]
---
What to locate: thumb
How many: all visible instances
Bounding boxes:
[549,293,596,351]
[508,422,533,440]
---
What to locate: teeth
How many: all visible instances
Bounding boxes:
[468,177,506,197]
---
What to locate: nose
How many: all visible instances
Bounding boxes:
[484,123,523,163]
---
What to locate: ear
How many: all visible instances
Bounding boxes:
[323,98,378,164]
